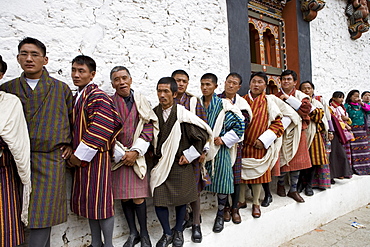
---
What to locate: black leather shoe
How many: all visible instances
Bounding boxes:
[212,215,224,233]
[305,185,314,196]
[191,224,202,243]
[141,235,152,247]
[155,234,172,247]
[172,230,184,247]
[261,195,273,207]
[123,234,141,247]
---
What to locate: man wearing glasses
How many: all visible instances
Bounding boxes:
[0,37,73,247]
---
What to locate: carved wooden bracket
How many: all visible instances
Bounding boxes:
[345,0,370,40]
[300,0,326,22]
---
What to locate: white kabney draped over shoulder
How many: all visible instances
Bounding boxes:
[306,98,329,147]
[0,91,31,225]
[150,105,213,195]
[241,95,283,180]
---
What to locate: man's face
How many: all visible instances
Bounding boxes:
[17,43,48,77]
[362,92,370,103]
[300,83,314,97]
[71,63,95,90]
[157,83,177,109]
[281,74,297,92]
[224,76,241,97]
[250,75,266,96]
[201,79,217,97]
[173,74,189,95]
[111,70,132,97]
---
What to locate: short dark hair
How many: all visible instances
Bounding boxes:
[280,69,297,81]
[332,91,345,99]
[201,73,218,84]
[299,81,315,90]
[110,66,131,81]
[157,77,178,94]
[345,89,360,104]
[0,55,7,74]
[18,37,47,56]
[171,69,189,80]
[361,91,370,98]
[71,55,96,72]
[250,71,268,85]
[226,72,242,85]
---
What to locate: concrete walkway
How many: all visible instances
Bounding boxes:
[281,204,370,247]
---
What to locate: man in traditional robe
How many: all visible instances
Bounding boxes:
[0,37,73,246]
[274,70,312,203]
[172,69,210,243]
[0,80,31,246]
[200,73,245,233]
[68,55,122,247]
[240,72,284,218]
[217,72,251,223]
[110,66,157,247]
[151,77,212,247]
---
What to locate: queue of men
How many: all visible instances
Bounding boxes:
[0,37,355,247]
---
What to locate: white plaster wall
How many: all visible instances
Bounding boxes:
[310,0,370,102]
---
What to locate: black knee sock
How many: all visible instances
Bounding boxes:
[217,194,228,217]
[121,200,138,235]
[231,184,240,209]
[262,182,271,198]
[135,200,149,237]
[174,204,186,231]
[155,206,171,235]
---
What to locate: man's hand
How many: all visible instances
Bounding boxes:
[68,154,82,167]
[61,145,73,160]
[179,155,189,165]
[121,151,138,166]
[214,137,224,146]
[280,94,289,101]
[199,152,206,163]
[253,139,264,150]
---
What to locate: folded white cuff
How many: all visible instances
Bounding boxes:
[221,130,240,148]
[130,138,150,157]
[281,116,292,130]
[258,129,277,149]
[286,96,302,110]
[183,145,201,163]
[74,142,98,162]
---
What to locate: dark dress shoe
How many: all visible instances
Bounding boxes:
[155,233,172,247]
[261,195,273,207]
[231,208,241,224]
[212,215,224,233]
[237,201,247,209]
[331,179,336,184]
[305,185,314,196]
[172,230,184,247]
[141,235,152,247]
[252,204,261,218]
[277,184,286,197]
[191,224,202,243]
[123,234,141,247]
[223,207,231,222]
[287,191,305,203]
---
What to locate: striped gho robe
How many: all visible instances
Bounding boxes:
[175,92,211,191]
[275,89,312,172]
[0,68,72,228]
[203,93,245,194]
[242,92,284,183]
[71,84,122,219]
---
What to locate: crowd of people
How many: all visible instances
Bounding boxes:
[0,37,370,247]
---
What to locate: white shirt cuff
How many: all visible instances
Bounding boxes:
[286,96,302,110]
[130,138,150,157]
[221,130,240,148]
[183,145,201,163]
[74,142,98,162]
[258,129,277,149]
[282,116,292,130]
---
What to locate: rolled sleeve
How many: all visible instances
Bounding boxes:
[183,145,201,163]
[130,138,150,157]
[258,129,277,149]
[286,96,302,110]
[74,142,98,162]
[221,130,240,148]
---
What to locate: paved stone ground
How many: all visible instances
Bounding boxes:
[280,203,370,247]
